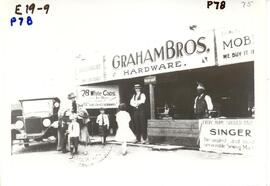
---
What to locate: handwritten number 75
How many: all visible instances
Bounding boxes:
[241,1,253,7]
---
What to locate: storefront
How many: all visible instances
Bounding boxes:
[76,27,255,154]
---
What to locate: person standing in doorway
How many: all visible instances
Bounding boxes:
[194,82,213,146]
[130,84,147,144]
[194,82,213,119]
[96,108,110,145]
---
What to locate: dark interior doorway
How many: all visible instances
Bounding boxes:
[155,62,254,118]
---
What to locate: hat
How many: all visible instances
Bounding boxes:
[196,82,205,90]
[118,103,126,110]
[68,93,76,100]
[134,84,142,89]
[99,108,105,111]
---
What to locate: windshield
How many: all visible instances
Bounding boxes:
[22,100,53,117]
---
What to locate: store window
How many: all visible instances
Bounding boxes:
[155,62,254,119]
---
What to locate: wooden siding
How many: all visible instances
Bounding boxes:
[147,119,200,147]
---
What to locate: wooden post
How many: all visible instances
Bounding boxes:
[149,83,155,119]
[144,76,156,119]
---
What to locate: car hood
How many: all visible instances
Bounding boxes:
[23,112,52,118]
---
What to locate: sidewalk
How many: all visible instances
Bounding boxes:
[6,140,263,186]
[89,135,198,151]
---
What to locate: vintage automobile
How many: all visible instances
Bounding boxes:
[11,97,60,147]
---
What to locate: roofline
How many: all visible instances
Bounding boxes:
[19,97,59,102]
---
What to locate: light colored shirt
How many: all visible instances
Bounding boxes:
[68,121,80,137]
[130,93,146,108]
[194,94,213,111]
[163,108,170,115]
[96,114,110,126]
[116,111,131,128]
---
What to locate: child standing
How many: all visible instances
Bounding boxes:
[115,103,136,155]
[67,114,80,159]
[96,108,109,145]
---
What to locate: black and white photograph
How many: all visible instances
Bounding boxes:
[0,0,269,186]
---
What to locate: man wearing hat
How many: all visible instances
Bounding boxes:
[130,84,147,143]
[68,92,77,114]
[193,82,213,119]
[59,92,77,153]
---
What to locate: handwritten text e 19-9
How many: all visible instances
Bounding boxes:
[15,3,50,15]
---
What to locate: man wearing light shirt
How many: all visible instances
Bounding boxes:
[67,114,80,159]
[96,108,110,145]
[130,84,147,143]
[194,82,213,119]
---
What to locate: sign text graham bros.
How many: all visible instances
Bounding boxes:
[108,33,215,80]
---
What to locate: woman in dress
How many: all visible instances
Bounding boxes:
[115,103,136,155]
[78,106,91,154]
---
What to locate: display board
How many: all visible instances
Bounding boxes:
[76,85,120,109]
[199,119,255,154]
[215,28,255,65]
[104,31,216,81]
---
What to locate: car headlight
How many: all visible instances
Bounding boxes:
[43,119,51,127]
[54,102,60,108]
[15,120,24,129]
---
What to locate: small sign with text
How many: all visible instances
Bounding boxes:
[199,119,255,154]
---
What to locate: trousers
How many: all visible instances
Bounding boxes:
[100,125,108,144]
[62,133,70,152]
[70,137,79,155]
[133,108,147,141]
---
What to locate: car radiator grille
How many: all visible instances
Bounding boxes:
[25,117,43,134]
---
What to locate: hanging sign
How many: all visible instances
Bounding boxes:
[144,76,156,85]
[76,85,120,109]
[75,55,105,85]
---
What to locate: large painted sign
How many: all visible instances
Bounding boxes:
[76,85,120,109]
[199,119,255,154]
[76,28,255,84]
[105,31,216,81]
[216,28,255,66]
[75,56,104,85]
